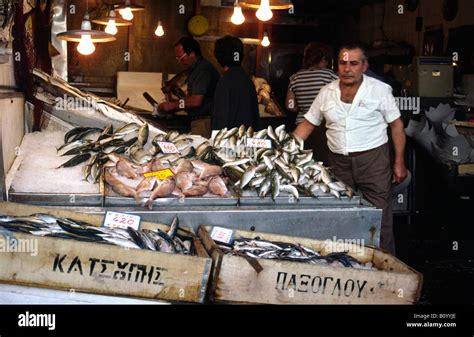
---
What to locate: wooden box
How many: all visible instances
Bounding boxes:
[0,202,212,303]
[199,226,423,304]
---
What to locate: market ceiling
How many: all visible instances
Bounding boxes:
[282,0,385,16]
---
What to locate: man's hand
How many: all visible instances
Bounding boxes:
[389,118,407,184]
[159,101,177,113]
[293,120,316,141]
[392,160,407,184]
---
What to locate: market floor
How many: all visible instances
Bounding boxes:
[394,197,474,305]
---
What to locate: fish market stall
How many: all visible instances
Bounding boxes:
[0,202,211,303]
[198,226,423,304]
[0,66,382,247]
[2,120,382,247]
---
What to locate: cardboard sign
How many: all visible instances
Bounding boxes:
[103,211,141,230]
[157,142,179,154]
[246,138,272,149]
[210,226,235,246]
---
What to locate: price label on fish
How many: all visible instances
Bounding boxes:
[210,226,235,246]
[157,142,179,154]
[103,211,141,231]
[246,138,272,149]
[144,168,175,180]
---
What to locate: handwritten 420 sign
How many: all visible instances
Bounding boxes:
[157,142,180,154]
[103,211,141,230]
[246,138,272,149]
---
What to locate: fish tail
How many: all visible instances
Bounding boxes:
[145,199,154,210]
[134,194,145,205]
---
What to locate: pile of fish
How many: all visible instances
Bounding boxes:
[197,124,354,200]
[104,155,230,209]
[223,237,375,270]
[57,123,194,174]
[0,214,193,255]
[57,123,233,206]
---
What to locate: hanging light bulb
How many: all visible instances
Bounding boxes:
[261,31,270,47]
[105,19,118,35]
[57,1,115,57]
[104,10,118,35]
[77,13,96,55]
[231,2,245,25]
[155,21,165,37]
[77,34,96,55]
[256,0,273,21]
[119,6,134,20]
[114,0,144,21]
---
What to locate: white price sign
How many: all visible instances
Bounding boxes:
[246,138,272,149]
[158,142,179,154]
[210,226,235,246]
[102,211,141,230]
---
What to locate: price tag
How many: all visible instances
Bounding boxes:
[210,226,235,246]
[157,142,179,154]
[103,211,141,230]
[144,168,175,180]
[246,138,272,149]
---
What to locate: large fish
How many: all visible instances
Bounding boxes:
[146,178,176,209]
[104,171,137,199]
[162,70,188,102]
[208,176,228,197]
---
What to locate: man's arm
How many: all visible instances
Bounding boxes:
[285,89,298,113]
[184,95,204,109]
[159,95,204,112]
[293,120,316,141]
[389,117,408,183]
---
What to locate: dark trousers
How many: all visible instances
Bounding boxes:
[328,143,395,255]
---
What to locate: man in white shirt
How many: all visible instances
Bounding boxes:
[294,43,407,254]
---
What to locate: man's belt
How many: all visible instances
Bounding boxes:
[345,149,374,157]
[335,144,387,157]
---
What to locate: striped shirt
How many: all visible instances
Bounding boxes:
[288,68,338,124]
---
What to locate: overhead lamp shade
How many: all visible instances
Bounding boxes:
[92,13,133,26]
[114,1,145,11]
[56,14,117,43]
[239,0,293,10]
[57,30,116,42]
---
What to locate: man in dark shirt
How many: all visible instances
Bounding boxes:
[159,37,220,117]
[212,35,259,130]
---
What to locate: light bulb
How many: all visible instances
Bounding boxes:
[155,21,164,37]
[77,34,96,55]
[231,6,245,25]
[105,19,118,35]
[256,0,273,21]
[261,33,270,47]
[119,7,134,21]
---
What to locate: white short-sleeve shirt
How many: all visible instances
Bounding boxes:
[304,75,401,155]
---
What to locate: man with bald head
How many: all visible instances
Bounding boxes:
[294,43,407,254]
